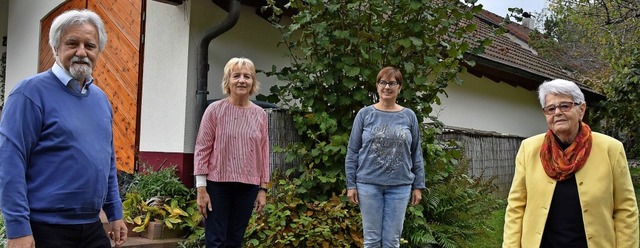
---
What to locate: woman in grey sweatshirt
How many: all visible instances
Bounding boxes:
[345,66,426,248]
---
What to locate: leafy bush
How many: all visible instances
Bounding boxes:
[403,141,502,247]
[588,49,640,158]
[244,173,363,247]
[126,164,192,200]
[0,213,6,247]
[122,164,202,243]
[123,192,202,238]
[242,141,500,248]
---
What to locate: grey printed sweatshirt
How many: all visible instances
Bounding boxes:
[345,105,425,190]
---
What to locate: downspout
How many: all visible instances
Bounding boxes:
[195,0,241,128]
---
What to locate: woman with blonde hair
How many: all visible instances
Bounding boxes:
[194,57,270,247]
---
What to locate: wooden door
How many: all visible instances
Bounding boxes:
[39,0,143,173]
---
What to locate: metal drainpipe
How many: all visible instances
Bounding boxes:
[195,0,241,129]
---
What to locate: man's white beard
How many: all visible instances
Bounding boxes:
[69,56,93,81]
[70,63,92,80]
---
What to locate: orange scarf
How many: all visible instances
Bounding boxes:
[540,122,592,181]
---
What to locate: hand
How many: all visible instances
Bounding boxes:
[410,189,422,206]
[197,186,212,218]
[347,189,359,205]
[7,235,35,248]
[109,220,128,247]
[254,190,267,212]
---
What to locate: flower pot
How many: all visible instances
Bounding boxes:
[143,221,184,240]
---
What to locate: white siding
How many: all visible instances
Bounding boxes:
[139,0,290,153]
[433,73,547,137]
[139,0,191,153]
[4,0,64,98]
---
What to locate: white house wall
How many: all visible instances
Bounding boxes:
[139,0,290,154]
[4,0,64,98]
[139,1,192,153]
[433,73,547,137]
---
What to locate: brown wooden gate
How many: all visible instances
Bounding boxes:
[39,0,143,173]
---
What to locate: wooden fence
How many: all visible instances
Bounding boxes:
[266,109,300,174]
[437,127,524,197]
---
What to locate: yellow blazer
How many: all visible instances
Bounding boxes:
[503,132,639,248]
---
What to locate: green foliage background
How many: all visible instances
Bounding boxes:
[246,0,503,247]
[0,213,5,247]
[528,0,640,158]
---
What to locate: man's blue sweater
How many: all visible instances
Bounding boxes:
[0,70,123,239]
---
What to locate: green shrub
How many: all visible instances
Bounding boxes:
[0,213,6,247]
[244,173,363,248]
[122,164,202,243]
[403,147,502,247]
[126,164,192,200]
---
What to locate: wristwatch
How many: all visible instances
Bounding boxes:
[258,186,268,192]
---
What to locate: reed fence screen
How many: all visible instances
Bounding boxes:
[437,128,524,197]
[266,109,300,174]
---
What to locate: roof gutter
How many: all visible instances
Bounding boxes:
[195,0,241,128]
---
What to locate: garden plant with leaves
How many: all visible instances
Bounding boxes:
[0,212,6,247]
[121,165,203,243]
[249,0,502,247]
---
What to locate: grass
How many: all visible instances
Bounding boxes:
[631,167,640,208]
[470,199,506,247]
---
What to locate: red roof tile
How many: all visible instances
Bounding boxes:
[466,9,604,99]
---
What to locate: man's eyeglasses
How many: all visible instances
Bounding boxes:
[542,101,580,115]
[377,80,399,87]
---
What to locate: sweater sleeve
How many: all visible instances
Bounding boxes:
[260,111,270,184]
[194,104,217,175]
[409,110,425,189]
[102,133,123,222]
[0,92,41,238]
[345,108,365,190]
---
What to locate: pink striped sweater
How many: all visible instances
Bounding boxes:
[193,98,270,185]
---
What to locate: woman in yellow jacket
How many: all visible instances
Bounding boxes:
[503,79,639,248]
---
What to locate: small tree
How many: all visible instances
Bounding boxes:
[259,0,492,195]
[589,49,640,157]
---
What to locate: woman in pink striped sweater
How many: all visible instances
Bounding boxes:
[193,57,270,248]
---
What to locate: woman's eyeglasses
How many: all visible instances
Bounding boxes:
[377,80,399,87]
[542,101,580,115]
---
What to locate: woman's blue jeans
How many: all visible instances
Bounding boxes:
[357,182,412,248]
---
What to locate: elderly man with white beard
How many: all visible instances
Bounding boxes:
[0,9,127,248]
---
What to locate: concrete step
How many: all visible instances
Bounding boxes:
[111,237,184,248]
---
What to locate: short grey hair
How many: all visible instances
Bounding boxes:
[537,79,585,107]
[49,9,108,52]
